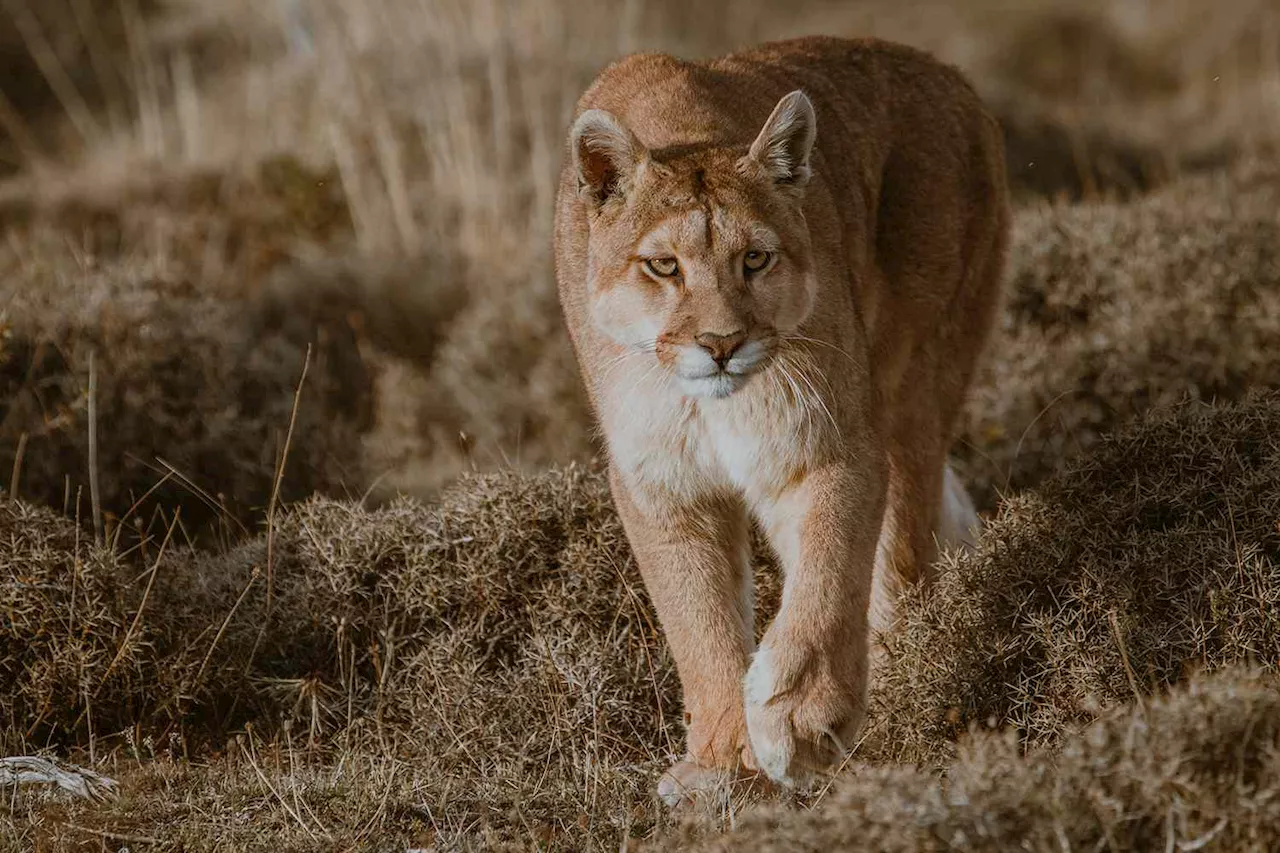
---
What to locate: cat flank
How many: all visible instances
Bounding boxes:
[554,35,1009,805]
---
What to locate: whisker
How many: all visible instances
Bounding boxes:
[798,351,841,436]
[598,339,660,383]
[796,362,840,436]
[767,361,793,417]
[773,353,803,409]
[775,353,815,440]
[631,358,666,395]
[782,333,858,364]
[598,352,628,376]
[781,349,840,439]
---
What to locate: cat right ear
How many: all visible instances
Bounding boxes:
[742,90,817,192]
[571,109,648,208]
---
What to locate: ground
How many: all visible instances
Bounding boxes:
[0,1,1278,850]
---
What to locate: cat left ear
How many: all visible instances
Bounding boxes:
[571,108,649,209]
[740,90,817,192]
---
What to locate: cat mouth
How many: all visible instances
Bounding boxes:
[671,337,773,398]
[678,371,751,399]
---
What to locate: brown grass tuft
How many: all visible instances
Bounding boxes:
[6,1,1280,848]
[0,499,135,750]
[876,393,1280,766]
[3,464,682,845]
[0,217,372,534]
[959,162,1280,506]
[5,395,1279,848]
[685,668,1280,852]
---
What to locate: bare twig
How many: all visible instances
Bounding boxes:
[1109,610,1146,714]
[61,822,159,845]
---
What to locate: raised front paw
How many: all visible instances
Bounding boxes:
[742,643,867,786]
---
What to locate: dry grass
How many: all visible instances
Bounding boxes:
[684,668,1280,852]
[958,160,1280,506]
[4,395,1280,848]
[875,393,1280,766]
[3,0,1279,518]
[3,0,1280,849]
[2,464,678,846]
[0,1,148,173]
[0,190,372,534]
[7,155,1278,535]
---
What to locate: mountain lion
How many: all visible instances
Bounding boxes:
[554,36,1009,805]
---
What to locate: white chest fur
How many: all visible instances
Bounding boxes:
[598,359,828,510]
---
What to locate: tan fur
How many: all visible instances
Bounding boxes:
[554,36,1009,803]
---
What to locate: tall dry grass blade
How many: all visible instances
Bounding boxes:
[172,50,201,161]
[193,566,260,686]
[2,0,103,143]
[88,352,102,543]
[120,0,164,158]
[1109,610,1147,714]
[70,0,127,131]
[241,345,311,687]
[59,823,159,846]
[371,109,418,253]
[8,431,27,501]
[266,344,311,613]
[327,120,375,254]
[150,457,250,537]
[108,470,175,553]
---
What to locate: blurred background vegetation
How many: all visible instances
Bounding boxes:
[2,0,1278,537]
[1,2,1279,849]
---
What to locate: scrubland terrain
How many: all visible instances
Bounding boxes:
[0,0,1279,850]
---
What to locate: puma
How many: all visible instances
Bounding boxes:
[553,36,1009,805]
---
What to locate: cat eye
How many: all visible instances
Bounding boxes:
[645,257,680,278]
[743,250,772,273]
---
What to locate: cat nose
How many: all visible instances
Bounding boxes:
[694,331,747,367]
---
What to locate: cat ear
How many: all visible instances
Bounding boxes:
[741,90,817,191]
[570,109,648,208]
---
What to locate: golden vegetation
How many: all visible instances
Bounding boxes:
[1,0,1279,849]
